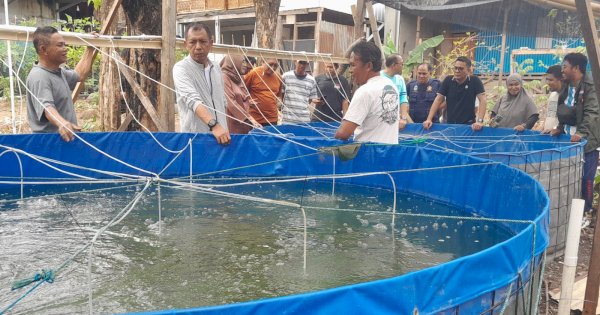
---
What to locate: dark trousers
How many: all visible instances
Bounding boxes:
[583,150,599,211]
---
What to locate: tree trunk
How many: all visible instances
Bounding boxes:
[120,0,162,131]
[97,0,123,131]
[254,0,281,49]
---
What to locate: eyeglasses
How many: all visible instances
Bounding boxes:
[454,66,465,71]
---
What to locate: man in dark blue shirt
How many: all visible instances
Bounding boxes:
[423,56,486,131]
[407,63,442,123]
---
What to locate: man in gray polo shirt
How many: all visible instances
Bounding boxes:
[26,26,83,142]
[173,22,230,145]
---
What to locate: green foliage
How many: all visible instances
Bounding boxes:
[432,34,481,77]
[403,35,445,77]
[512,58,534,76]
[88,0,102,10]
[382,32,398,57]
[59,15,101,94]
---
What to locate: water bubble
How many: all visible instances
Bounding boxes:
[343,223,348,227]
[222,214,229,219]
[346,227,353,233]
[326,235,335,243]
[441,223,448,229]
[413,227,419,232]
[438,239,445,242]
[241,246,248,251]
[276,262,285,266]
[359,218,369,227]
[474,240,480,243]
[432,223,439,230]
[483,225,489,231]
[457,220,463,226]
[400,228,407,237]
[275,249,286,256]
[369,233,375,238]
[420,226,425,231]
[373,223,388,232]
[472,226,477,231]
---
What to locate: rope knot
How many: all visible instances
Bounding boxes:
[11,269,55,290]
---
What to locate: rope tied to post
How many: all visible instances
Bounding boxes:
[11,269,55,291]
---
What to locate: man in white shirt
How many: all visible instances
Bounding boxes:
[335,41,400,144]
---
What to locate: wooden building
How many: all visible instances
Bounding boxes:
[175,0,356,74]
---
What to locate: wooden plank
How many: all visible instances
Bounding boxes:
[71,0,123,102]
[160,0,176,131]
[117,113,134,131]
[314,9,322,74]
[365,1,384,61]
[497,7,509,87]
[0,25,348,63]
[549,276,600,313]
[353,0,365,39]
[114,54,167,131]
[574,1,600,314]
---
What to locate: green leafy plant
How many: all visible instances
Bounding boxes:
[382,32,398,57]
[403,35,445,77]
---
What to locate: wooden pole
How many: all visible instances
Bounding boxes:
[71,0,123,102]
[574,0,600,314]
[353,0,366,40]
[415,16,422,48]
[365,1,384,62]
[115,54,167,131]
[159,0,176,131]
[314,9,322,74]
[497,5,510,87]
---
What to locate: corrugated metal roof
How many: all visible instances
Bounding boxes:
[374,0,570,36]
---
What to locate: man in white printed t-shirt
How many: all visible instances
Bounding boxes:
[335,41,400,144]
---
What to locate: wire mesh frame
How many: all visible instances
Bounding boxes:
[436,254,545,314]
[483,145,583,261]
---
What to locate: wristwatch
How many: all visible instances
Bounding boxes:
[207,119,218,131]
[476,118,484,123]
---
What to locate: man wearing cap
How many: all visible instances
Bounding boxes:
[280,60,319,124]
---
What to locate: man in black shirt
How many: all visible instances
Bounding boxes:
[312,62,351,122]
[423,56,487,131]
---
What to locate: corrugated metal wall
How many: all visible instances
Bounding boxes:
[474,30,584,74]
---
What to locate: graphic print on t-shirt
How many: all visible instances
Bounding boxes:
[379,85,399,125]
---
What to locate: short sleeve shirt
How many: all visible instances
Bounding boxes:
[26,65,79,133]
[439,75,485,124]
[380,71,408,104]
[281,71,318,124]
[407,79,441,123]
[343,76,399,144]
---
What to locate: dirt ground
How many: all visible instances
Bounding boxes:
[540,220,596,314]
[0,97,598,313]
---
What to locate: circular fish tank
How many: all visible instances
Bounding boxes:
[0,132,548,314]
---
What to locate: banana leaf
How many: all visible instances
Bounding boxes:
[403,35,445,76]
